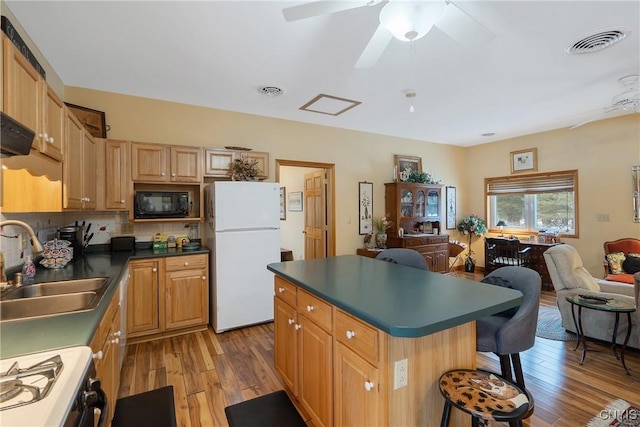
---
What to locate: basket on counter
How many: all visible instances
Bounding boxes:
[40,239,73,269]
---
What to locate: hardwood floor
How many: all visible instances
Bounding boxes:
[118,275,640,426]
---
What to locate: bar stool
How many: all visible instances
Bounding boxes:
[438,369,534,427]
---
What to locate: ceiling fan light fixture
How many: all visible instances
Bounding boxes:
[379,1,445,42]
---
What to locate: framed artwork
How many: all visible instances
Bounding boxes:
[446,186,456,229]
[279,187,286,220]
[288,191,303,212]
[510,148,538,173]
[358,181,373,235]
[394,155,422,181]
[64,103,108,138]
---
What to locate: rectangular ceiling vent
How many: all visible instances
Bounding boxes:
[299,94,362,116]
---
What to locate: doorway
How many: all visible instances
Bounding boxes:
[276,159,335,260]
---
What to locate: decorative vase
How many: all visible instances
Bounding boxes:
[375,233,387,249]
[464,260,476,273]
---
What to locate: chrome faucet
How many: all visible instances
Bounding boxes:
[0,220,44,254]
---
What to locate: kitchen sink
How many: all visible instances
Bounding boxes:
[0,277,110,321]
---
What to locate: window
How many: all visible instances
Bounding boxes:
[485,170,578,237]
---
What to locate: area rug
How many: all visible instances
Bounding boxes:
[585,399,640,426]
[536,306,576,342]
[225,390,306,427]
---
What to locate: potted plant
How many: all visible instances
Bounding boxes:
[407,170,442,185]
[231,157,260,181]
[456,214,488,272]
[372,215,393,248]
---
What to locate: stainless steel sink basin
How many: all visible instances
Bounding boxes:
[0,277,110,321]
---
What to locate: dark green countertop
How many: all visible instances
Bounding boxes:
[267,255,523,338]
[0,247,209,359]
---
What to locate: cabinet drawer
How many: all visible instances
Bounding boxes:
[335,310,379,366]
[404,236,448,246]
[297,289,332,332]
[164,254,207,271]
[274,276,297,307]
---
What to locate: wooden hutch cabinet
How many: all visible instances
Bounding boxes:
[384,183,449,273]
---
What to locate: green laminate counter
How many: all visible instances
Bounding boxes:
[0,247,209,359]
[267,255,523,338]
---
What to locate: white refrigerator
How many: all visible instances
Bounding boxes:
[205,181,281,333]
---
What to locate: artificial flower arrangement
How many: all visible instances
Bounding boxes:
[372,215,393,234]
[457,214,488,269]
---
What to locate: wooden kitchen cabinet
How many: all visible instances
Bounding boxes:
[385,182,442,235]
[204,148,269,179]
[90,283,122,426]
[63,109,96,210]
[38,82,64,161]
[386,234,449,273]
[274,279,333,427]
[128,254,209,343]
[99,139,131,210]
[131,142,202,183]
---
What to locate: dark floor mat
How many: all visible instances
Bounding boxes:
[112,385,177,427]
[224,390,306,427]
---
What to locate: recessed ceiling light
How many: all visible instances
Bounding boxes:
[482,132,495,137]
[260,86,283,96]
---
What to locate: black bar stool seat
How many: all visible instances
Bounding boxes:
[438,369,534,427]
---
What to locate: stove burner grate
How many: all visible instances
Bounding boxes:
[0,355,63,410]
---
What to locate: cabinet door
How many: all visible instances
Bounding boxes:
[299,315,333,427]
[165,268,208,330]
[334,343,381,427]
[434,249,448,273]
[40,82,64,161]
[204,149,235,177]
[274,297,298,394]
[399,188,414,219]
[131,142,168,182]
[82,130,97,209]
[2,36,40,142]
[105,140,130,209]
[170,146,202,182]
[63,110,84,209]
[127,260,160,336]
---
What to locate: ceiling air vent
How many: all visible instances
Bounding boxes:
[260,86,283,97]
[565,28,629,54]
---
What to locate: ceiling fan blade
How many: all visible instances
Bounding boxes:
[283,1,370,22]
[435,0,495,48]
[355,24,393,68]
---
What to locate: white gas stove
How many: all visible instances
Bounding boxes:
[0,346,99,427]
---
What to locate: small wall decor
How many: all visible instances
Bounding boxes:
[358,181,373,235]
[510,148,538,173]
[446,186,456,229]
[288,191,303,212]
[64,103,108,138]
[394,155,422,182]
[280,187,286,220]
[633,165,639,222]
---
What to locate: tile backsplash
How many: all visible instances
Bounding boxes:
[0,211,201,269]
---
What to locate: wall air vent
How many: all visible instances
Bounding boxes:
[565,28,629,54]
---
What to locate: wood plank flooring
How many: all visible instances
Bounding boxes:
[118,275,640,426]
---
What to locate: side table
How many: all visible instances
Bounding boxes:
[565,294,636,374]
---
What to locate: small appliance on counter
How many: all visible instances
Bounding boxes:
[110,236,135,252]
[57,226,84,261]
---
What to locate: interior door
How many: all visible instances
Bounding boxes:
[304,170,326,259]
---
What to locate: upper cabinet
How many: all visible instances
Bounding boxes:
[63,109,96,210]
[385,182,442,234]
[101,139,131,210]
[2,34,63,162]
[204,148,269,180]
[131,142,202,183]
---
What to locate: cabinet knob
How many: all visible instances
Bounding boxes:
[120,200,125,204]
[48,136,55,144]
[306,305,314,312]
[294,324,301,331]
[111,338,120,344]
[152,268,157,272]
[184,262,189,266]
[346,330,356,339]
[113,330,122,337]
[288,318,295,325]
[92,351,103,360]
[364,381,374,392]
[172,172,176,177]
[202,276,206,280]
[161,172,166,176]
[278,287,285,293]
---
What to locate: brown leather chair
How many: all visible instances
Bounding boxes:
[485,237,531,275]
[603,238,640,284]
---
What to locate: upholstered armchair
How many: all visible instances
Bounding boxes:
[544,244,638,349]
[603,238,640,284]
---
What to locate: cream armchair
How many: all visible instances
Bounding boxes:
[544,244,638,349]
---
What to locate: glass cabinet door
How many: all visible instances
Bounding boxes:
[400,189,413,218]
[415,190,426,217]
[427,190,439,217]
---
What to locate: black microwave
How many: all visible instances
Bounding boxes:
[134,191,190,219]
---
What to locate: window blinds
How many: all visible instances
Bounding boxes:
[486,170,577,196]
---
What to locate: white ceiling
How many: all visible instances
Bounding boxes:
[5,0,640,147]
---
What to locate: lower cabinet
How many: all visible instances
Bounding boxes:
[90,283,121,426]
[387,234,449,273]
[128,254,209,342]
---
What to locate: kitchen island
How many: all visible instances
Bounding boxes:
[267,255,523,427]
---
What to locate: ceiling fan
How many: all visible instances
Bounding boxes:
[570,75,640,129]
[282,0,495,68]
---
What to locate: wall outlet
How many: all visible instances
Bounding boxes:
[394,358,408,390]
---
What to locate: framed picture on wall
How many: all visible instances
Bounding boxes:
[280,187,286,220]
[510,148,538,173]
[358,181,373,235]
[446,186,456,230]
[394,155,422,181]
[288,192,303,212]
